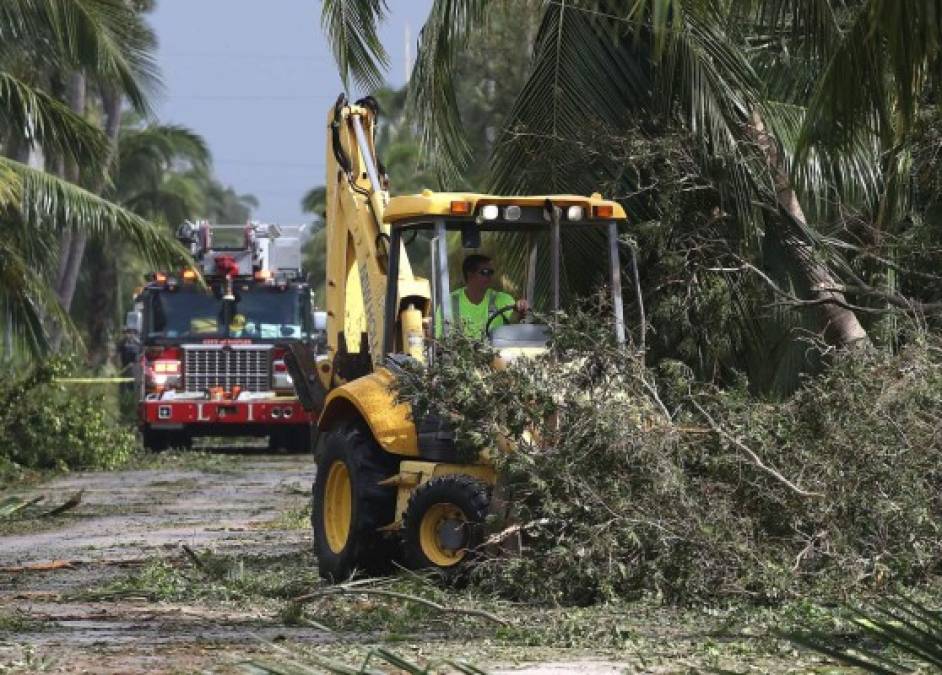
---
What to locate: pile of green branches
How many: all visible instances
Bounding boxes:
[395,311,942,605]
[0,359,135,474]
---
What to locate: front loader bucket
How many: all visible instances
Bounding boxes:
[284,342,327,413]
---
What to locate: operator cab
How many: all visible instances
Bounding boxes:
[383,191,628,363]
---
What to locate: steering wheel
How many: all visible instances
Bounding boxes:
[485,304,517,338]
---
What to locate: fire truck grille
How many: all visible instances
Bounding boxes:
[183,346,272,392]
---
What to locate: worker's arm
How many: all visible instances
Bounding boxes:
[493,291,528,324]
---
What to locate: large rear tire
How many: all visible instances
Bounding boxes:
[311,423,397,581]
[402,475,490,579]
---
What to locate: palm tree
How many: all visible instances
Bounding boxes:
[79,121,211,364]
[0,0,186,357]
[319,1,941,373]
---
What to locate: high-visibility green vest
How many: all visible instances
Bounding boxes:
[437,288,514,338]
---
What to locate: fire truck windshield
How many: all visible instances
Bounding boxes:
[148,290,224,339]
[147,285,308,341]
[230,285,306,339]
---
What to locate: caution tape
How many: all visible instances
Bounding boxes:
[53,377,134,384]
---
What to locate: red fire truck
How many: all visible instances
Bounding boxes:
[127,221,323,452]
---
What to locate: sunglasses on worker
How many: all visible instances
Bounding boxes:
[476,267,495,277]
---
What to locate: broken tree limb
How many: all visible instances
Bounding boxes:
[0,495,44,518]
[180,544,207,574]
[691,400,823,499]
[42,490,83,517]
[291,586,509,626]
[0,560,75,573]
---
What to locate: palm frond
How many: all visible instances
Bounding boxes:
[0,0,160,113]
[788,595,942,673]
[0,71,110,172]
[746,0,843,62]
[405,0,489,182]
[119,124,210,168]
[320,0,390,92]
[800,0,942,155]
[0,239,74,357]
[0,155,190,270]
[760,98,883,222]
[113,124,210,202]
[490,1,652,195]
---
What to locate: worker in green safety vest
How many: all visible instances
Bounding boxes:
[437,254,529,339]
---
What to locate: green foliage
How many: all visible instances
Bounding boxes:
[321,0,389,92]
[0,359,135,471]
[395,311,942,605]
[789,595,942,673]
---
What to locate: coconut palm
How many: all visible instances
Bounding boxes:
[0,158,189,356]
[319,0,941,383]
[77,121,211,364]
[111,122,211,219]
[0,0,186,357]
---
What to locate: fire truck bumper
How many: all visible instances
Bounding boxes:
[140,398,311,430]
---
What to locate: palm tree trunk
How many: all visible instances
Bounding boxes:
[55,71,87,312]
[747,110,869,348]
[58,84,121,311]
[83,87,123,365]
[85,240,118,367]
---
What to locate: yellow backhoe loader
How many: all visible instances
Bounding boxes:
[287,94,629,580]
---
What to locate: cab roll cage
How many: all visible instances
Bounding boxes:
[381,215,628,355]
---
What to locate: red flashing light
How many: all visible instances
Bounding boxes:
[273,347,288,373]
[158,347,181,360]
[214,255,239,277]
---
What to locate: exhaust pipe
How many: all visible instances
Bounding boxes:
[283,407,293,418]
[271,408,283,419]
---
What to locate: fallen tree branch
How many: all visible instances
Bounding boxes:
[42,490,83,517]
[691,400,823,499]
[482,517,551,547]
[180,544,207,574]
[291,586,508,626]
[0,495,44,519]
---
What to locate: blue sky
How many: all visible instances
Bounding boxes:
[149,1,434,225]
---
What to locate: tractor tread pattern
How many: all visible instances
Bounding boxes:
[312,423,397,580]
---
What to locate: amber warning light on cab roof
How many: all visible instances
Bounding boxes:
[593,204,615,219]
[449,200,472,215]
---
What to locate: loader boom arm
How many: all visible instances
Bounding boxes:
[320,96,428,389]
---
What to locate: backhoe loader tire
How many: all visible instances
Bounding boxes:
[402,475,490,579]
[312,423,397,581]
